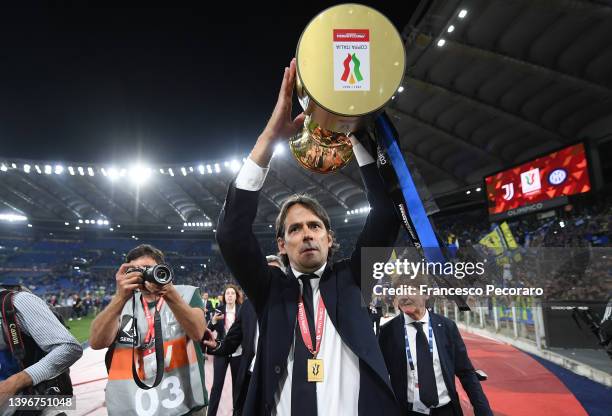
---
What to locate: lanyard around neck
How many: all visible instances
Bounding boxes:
[141,296,165,345]
[403,319,433,372]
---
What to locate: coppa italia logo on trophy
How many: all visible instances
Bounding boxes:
[341,54,363,84]
[333,29,370,91]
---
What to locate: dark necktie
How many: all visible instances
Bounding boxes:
[291,274,318,416]
[412,321,439,408]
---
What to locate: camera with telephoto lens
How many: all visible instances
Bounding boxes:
[126,264,174,285]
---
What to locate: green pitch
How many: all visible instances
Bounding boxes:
[67,314,95,343]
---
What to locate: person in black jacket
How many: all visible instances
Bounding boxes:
[368,300,381,336]
[207,284,243,416]
[202,256,282,415]
[216,58,401,416]
[204,299,258,416]
[379,288,493,416]
[202,291,214,323]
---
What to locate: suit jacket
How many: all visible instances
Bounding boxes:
[378,312,493,416]
[203,299,214,322]
[209,299,258,409]
[208,303,241,341]
[217,163,401,416]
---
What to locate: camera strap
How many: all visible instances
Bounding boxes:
[0,290,26,369]
[1,289,74,399]
[131,293,164,390]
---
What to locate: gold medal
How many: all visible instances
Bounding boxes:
[307,358,324,382]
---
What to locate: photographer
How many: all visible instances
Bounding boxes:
[0,285,82,415]
[89,244,208,416]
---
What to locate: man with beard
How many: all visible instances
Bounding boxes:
[217,58,401,416]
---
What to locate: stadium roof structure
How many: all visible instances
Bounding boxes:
[1,0,611,234]
[391,0,612,195]
[0,154,374,234]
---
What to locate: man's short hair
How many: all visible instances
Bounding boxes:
[274,194,339,266]
[126,244,165,264]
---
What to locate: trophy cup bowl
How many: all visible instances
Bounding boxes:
[290,3,405,173]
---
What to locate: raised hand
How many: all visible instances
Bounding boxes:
[249,58,306,167]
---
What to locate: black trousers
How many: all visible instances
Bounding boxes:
[207,354,241,416]
[233,372,251,416]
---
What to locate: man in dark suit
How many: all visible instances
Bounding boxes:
[216,58,401,416]
[369,296,383,336]
[204,299,258,416]
[202,291,214,322]
[379,287,493,416]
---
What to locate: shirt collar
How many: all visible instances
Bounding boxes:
[291,262,327,279]
[404,309,430,326]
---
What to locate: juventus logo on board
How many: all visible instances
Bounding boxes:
[502,183,514,201]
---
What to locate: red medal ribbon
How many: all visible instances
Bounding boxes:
[297,293,326,357]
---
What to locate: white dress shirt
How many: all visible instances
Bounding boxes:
[225,304,243,357]
[403,310,451,408]
[234,140,375,415]
[271,264,360,416]
[249,325,259,373]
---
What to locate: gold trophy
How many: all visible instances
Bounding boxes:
[290,4,405,173]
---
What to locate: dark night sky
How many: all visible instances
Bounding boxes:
[0,3,413,166]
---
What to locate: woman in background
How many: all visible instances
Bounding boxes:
[206,284,243,416]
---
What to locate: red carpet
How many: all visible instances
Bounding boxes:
[459,332,588,416]
[70,332,590,415]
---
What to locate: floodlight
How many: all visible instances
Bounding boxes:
[129,165,152,185]
[0,214,28,222]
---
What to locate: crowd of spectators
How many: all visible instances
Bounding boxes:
[434,198,611,302]
[1,198,609,309]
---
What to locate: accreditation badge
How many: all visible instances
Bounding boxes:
[307,358,324,382]
[143,347,158,380]
[412,400,431,415]
[412,374,431,415]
